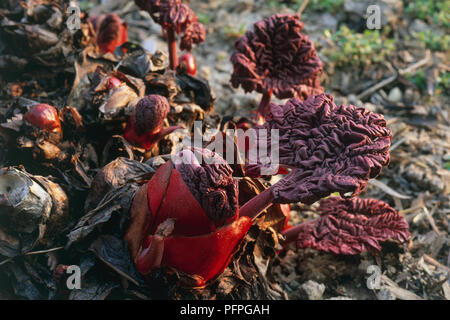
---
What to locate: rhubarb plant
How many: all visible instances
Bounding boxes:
[12,4,410,295]
[122,21,409,285]
[241,93,392,217]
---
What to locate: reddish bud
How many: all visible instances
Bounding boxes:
[178,52,197,75]
[107,76,122,90]
[24,103,61,133]
[96,13,128,54]
[124,95,179,150]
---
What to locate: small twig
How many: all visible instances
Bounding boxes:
[389,136,408,152]
[24,246,64,256]
[0,257,13,267]
[399,50,431,75]
[423,254,450,274]
[369,179,411,200]
[297,0,310,17]
[380,275,424,300]
[438,63,450,72]
[386,117,398,126]
[114,60,124,71]
[117,1,136,17]
[357,50,431,100]
[0,247,64,267]
[399,205,424,215]
[423,206,442,236]
[357,74,397,100]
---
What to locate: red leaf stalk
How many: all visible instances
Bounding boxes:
[282,220,314,243]
[239,186,275,220]
[256,89,273,121]
[167,28,178,70]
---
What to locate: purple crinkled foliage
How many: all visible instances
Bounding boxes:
[135,0,177,22]
[248,93,392,204]
[180,21,206,51]
[230,14,323,100]
[174,147,238,223]
[295,197,411,254]
[135,0,205,41]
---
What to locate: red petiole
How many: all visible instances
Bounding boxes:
[256,89,273,121]
[167,28,178,70]
[239,186,276,220]
[280,220,315,244]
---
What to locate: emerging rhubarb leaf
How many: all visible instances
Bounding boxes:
[124,95,180,150]
[25,103,61,134]
[174,147,238,223]
[136,0,195,33]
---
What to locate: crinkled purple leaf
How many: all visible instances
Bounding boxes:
[163,2,195,33]
[295,197,411,254]
[174,147,238,223]
[180,21,206,51]
[249,93,392,204]
[134,0,175,19]
[135,0,200,36]
[230,14,323,100]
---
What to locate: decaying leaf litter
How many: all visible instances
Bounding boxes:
[0,0,449,300]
